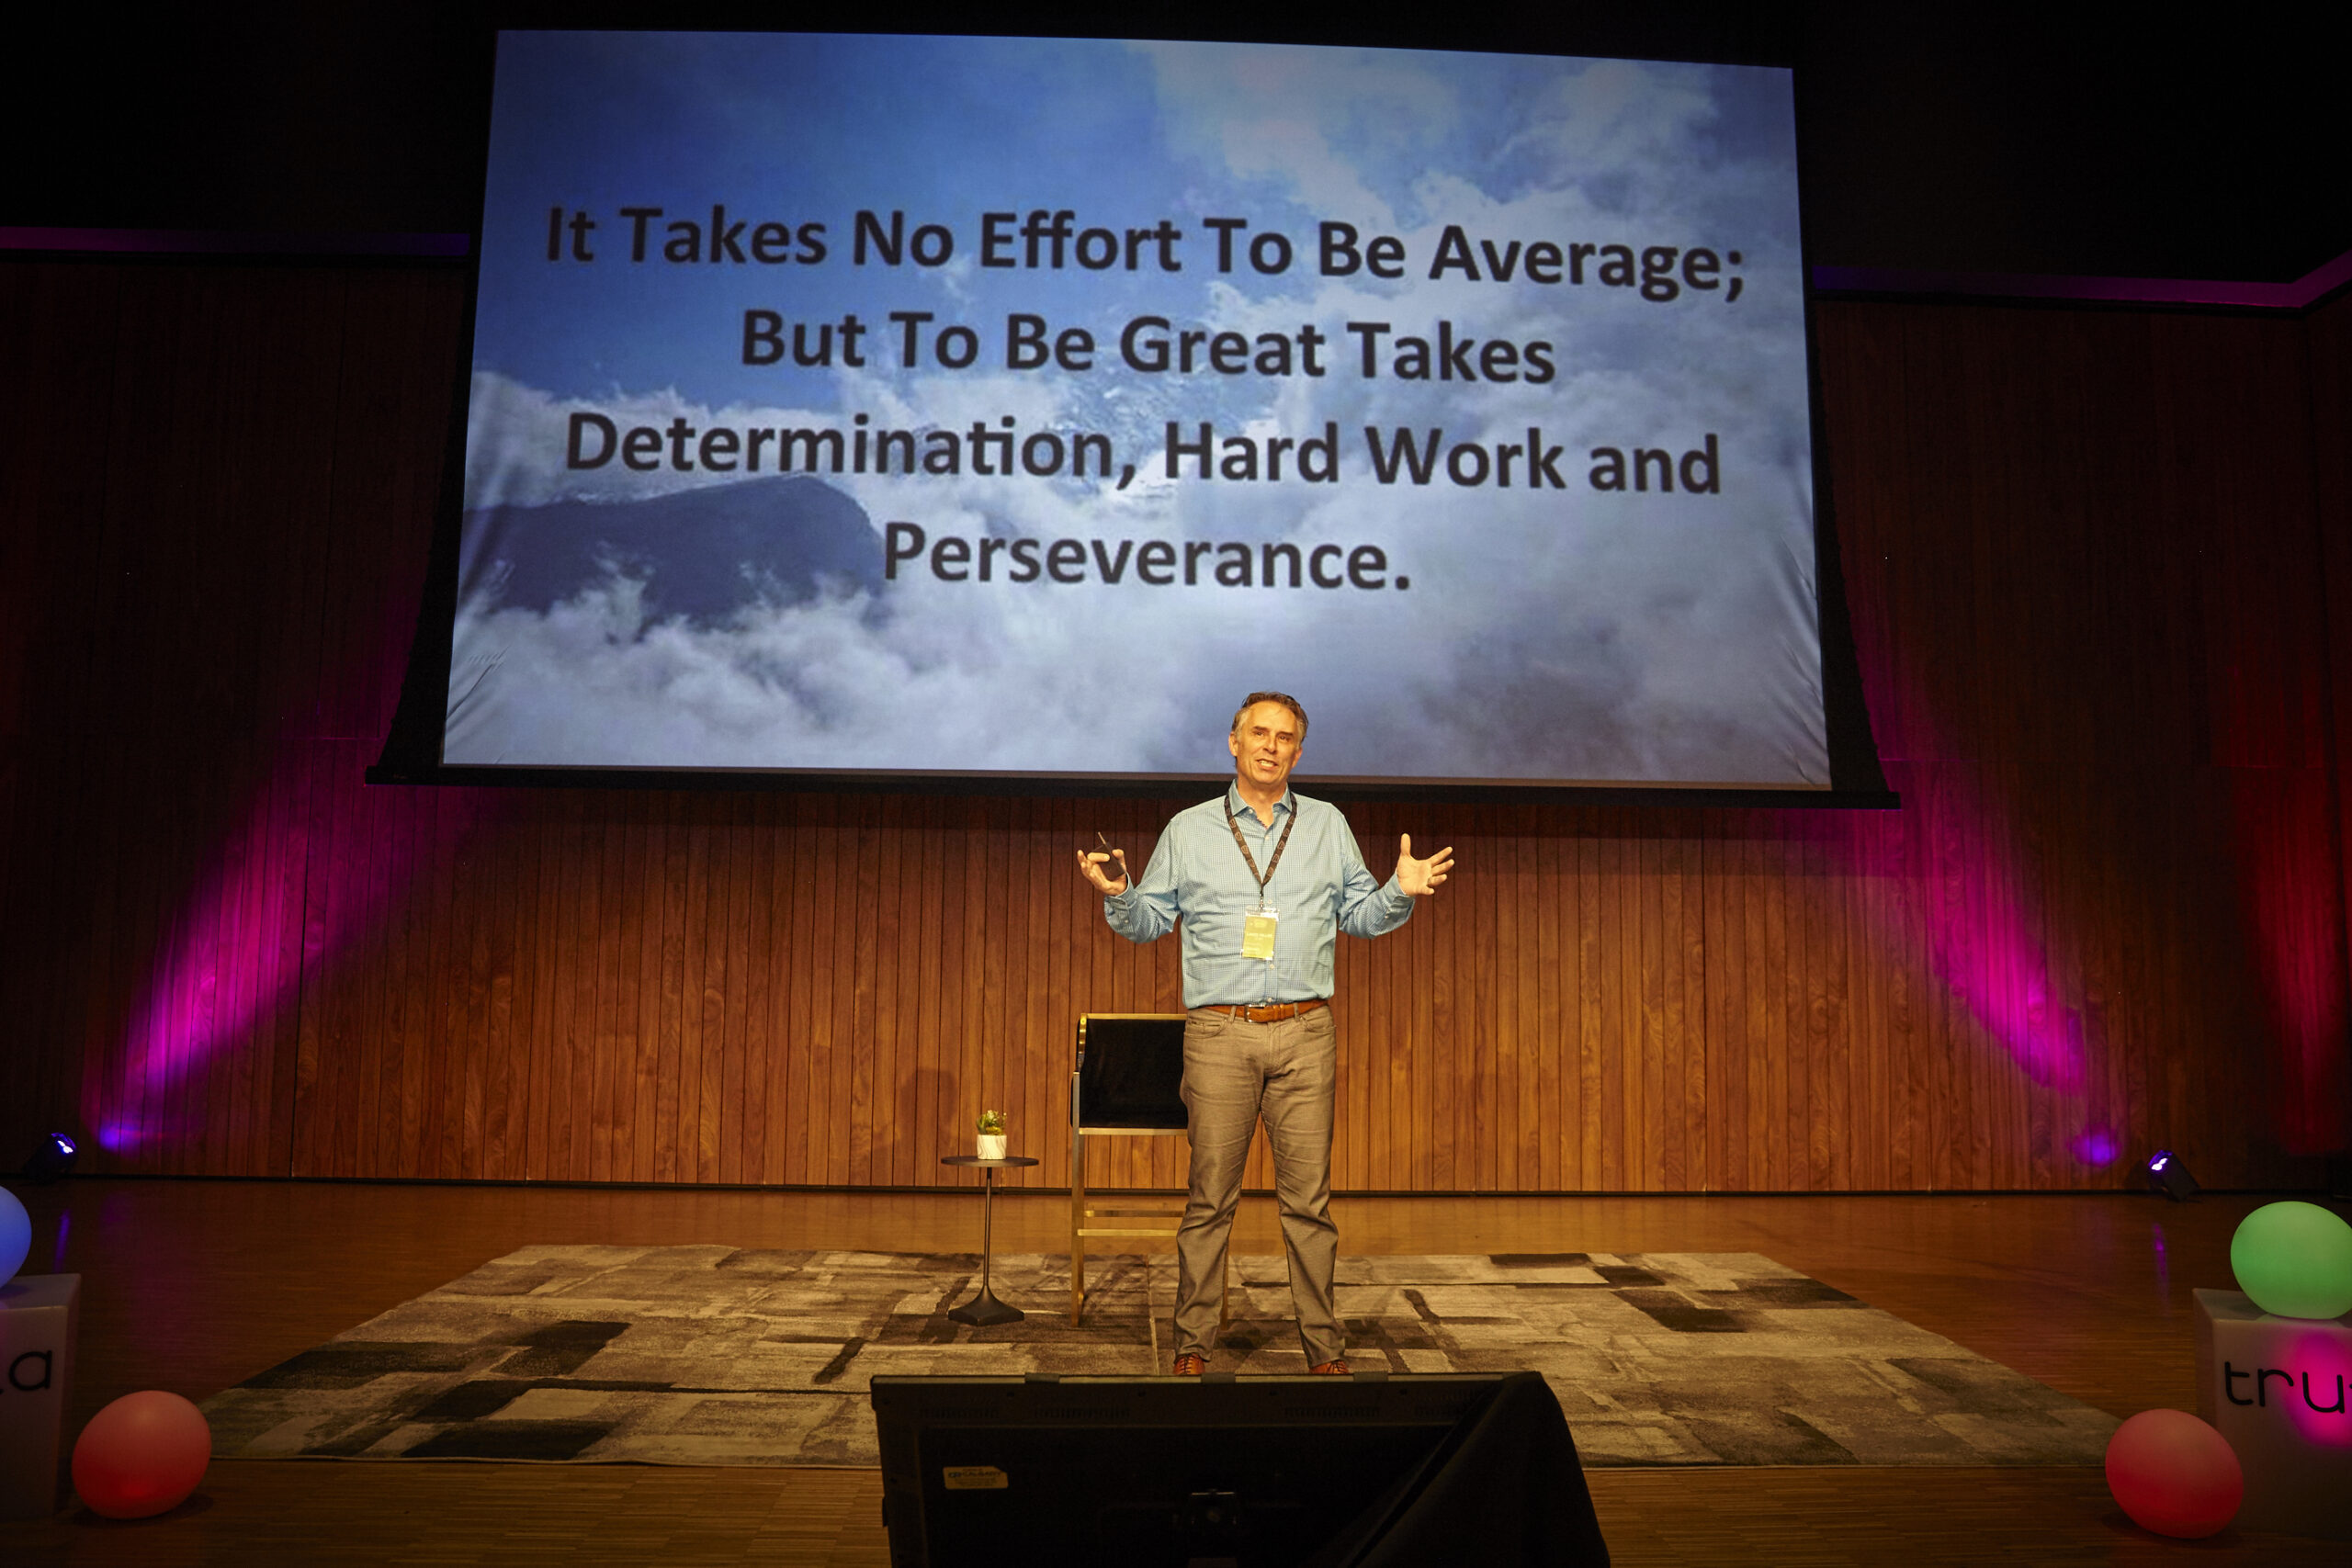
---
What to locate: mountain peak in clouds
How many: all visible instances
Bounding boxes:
[460,475,883,626]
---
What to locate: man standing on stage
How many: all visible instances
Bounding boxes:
[1076,692,1453,1375]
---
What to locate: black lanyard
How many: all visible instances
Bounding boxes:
[1223,793,1297,901]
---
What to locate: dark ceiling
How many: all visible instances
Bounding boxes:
[9,2,2343,282]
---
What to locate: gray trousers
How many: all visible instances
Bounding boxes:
[1172,1003,1342,1366]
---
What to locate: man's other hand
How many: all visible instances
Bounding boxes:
[1077,848,1129,895]
[1396,834,1453,897]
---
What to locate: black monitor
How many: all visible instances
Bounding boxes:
[871,1371,1608,1566]
[1075,1013,1189,1129]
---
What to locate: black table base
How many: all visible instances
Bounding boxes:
[940,1154,1039,1325]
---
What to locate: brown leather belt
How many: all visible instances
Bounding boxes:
[1200,998,1329,1024]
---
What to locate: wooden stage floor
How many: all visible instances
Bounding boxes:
[6,1179,2344,1565]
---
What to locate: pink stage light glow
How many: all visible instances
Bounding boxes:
[2274,1325,2352,1449]
[93,604,489,1160]
[98,775,487,1155]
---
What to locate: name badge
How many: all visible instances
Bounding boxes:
[1241,907,1278,960]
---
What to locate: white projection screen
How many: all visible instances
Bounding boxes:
[444,30,1837,790]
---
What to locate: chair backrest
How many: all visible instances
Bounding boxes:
[1073,1013,1188,1130]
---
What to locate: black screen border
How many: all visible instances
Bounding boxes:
[370,13,1895,809]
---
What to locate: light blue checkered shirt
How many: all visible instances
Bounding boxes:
[1102,784,1413,1006]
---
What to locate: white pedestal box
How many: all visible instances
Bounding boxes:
[0,1272,81,1521]
[2193,1288,2352,1541]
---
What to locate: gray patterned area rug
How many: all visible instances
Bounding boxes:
[202,1247,2117,1469]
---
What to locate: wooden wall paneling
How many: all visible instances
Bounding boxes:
[288,748,334,1178]
[2310,292,2352,1156]
[609,795,645,1183]
[1038,794,1066,1187]
[623,795,660,1182]
[920,788,955,1186]
[551,793,594,1182]
[409,784,452,1178]
[1520,807,1551,1191]
[1729,821,1765,1190]
[365,766,414,1179]
[1414,798,1446,1192]
[436,788,478,1179]
[1717,820,1758,1190]
[0,271,92,1164]
[481,796,516,1178]
[737,794,775,1187]
[1441,800,1466,1190]
[1696,817,1735,1190]
[1672,817,1705,1191]
[845,792,878,1186]
[715,794,752,1187]
[499,796,541,1181]
[908,791,944,1188]
[1571,822,1609,1189]
[261,744,318,1177]
[1584,810,1613,1189]
[1627,814,1658,1190]
[435,794,476,1178]
[703,795,738,1184]
[320,746,371,1179]
[842,787,873,1188]
[786,793,824,1188]
[1029,795,1069,1189]
[1444,798,1475,1190]
[10,265,2352,1197]
[582,790,619,1182]
[770,794,807,1188]
[1667,815,1697,1191]
[1820,815,1864,1192]
[1448,808,1486,1189]
[768,789,801,1189]
[1508,809,1542,1192]
[655,805,692,1183]
[1532,812,1565,1192]
[668,799,700,1175]
[1857,807,1903,1189]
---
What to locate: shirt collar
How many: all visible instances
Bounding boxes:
[1226,782,1295,821]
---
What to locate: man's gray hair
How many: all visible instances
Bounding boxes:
[1230,691,1308,741]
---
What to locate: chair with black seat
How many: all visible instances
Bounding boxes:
[1069,1012,1230,1326]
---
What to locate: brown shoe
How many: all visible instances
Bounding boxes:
[1171,1351,1206,1376]
[1309,1359,1351,1375]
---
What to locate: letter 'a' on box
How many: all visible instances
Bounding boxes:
[0,1273,82,1520]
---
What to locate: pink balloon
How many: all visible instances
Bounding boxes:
[72,1390,211,1520]
[2104,1408,2242,1539]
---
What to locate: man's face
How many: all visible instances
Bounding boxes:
[1228,701,1304,793]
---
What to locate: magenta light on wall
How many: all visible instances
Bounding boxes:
[2069,1127,2120,1167]
[95,582,484,1160]
[99,774,485,1156]
[1859,763,2088,1095]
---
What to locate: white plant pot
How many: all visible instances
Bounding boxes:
[976,1134,1008,1161]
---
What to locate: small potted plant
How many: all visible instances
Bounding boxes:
[976,1110,1008,1161]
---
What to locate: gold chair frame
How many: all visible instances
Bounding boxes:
[1068,1012,1228,1327]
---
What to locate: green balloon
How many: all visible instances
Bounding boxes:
[2231,1201,2352,1320]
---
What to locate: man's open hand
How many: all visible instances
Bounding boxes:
[1076,848,1129,895]
[1396,834,1453,897]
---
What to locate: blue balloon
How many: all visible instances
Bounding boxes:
[0,1187,30,1283]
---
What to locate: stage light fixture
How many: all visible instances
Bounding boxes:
[2144,1148,2200,1202]
[21,1132,78,1183]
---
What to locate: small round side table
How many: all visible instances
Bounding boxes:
[939,1155,1040,1325]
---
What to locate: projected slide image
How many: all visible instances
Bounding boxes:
[450,31,1826,785]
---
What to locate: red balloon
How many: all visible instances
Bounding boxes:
[72,1390,211,1520]
[2104,1408,2242,1539]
